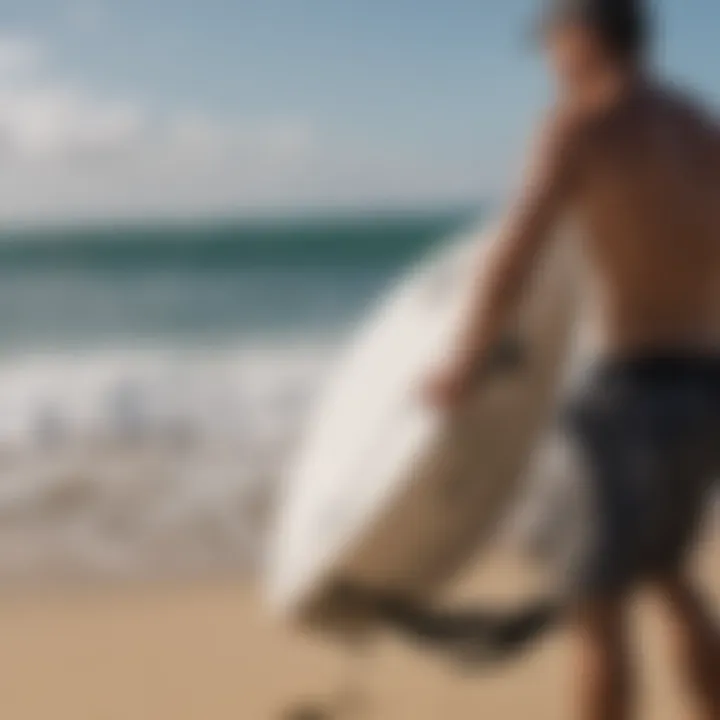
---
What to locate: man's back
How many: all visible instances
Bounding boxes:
[575,84,720,354]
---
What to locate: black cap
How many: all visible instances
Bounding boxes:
[533,0,647,57]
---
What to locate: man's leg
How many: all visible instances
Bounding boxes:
[653,570,720,720]
[572,594,634,720]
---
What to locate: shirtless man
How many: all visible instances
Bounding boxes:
[423,1,720,718]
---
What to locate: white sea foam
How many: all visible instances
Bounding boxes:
[0,341,337,583]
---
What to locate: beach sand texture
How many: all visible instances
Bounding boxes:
[0,528,715,720]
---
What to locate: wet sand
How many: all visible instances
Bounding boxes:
[0,534,715,720]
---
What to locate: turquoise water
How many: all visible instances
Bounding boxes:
[0,210,477,350]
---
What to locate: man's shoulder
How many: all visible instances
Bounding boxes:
[537,105,597,159]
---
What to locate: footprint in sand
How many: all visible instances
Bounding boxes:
[280,705,334,720]
[281,692,368,720]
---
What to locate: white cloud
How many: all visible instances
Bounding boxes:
[0,84,143,160]
[0,36,142,161]
[0,35,487,223]
[0,36,324,221]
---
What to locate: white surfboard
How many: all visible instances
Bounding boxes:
[268,223,578,631]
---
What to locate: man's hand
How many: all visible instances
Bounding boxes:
[422,360,478,411]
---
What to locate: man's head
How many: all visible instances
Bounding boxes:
[536,0,649,94]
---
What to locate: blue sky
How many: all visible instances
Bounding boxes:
[0,0,717,222]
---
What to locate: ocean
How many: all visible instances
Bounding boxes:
[0,210,478,584]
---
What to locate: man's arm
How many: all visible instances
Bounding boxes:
[436,113,581,398]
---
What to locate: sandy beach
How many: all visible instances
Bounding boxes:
[0,527,714,720]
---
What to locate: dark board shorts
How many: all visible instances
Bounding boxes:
[563,355,720,597]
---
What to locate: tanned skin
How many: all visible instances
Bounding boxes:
[424,19,720,720]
